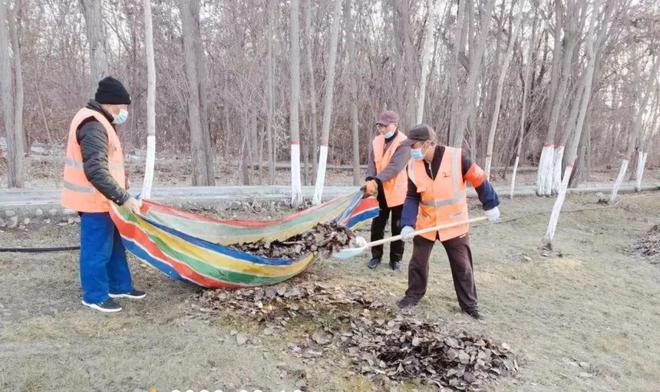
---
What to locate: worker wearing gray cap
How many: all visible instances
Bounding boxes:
[364,111,411,271]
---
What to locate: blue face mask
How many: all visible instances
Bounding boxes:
[384,130,395,139]
[411,148,424,160]
[113,109,129,125]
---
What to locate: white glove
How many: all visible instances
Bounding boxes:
[485,206,500,222]
[400,226,416,241]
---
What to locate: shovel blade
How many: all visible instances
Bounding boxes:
[331,246,367,259]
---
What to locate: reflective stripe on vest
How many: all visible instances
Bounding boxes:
[372,132,408,207]
[63,180,94,193]
[61,108,126,213]
[409,146,469,241]
[65,157,124,171]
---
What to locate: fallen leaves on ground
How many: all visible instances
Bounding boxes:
[192,279,518,390]
[630,224,660,264]
[342,315,518,390]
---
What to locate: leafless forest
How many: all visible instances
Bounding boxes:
[0,0,659,193]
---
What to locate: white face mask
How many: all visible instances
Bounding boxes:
[384,130,395,139]
[113,109,129,125]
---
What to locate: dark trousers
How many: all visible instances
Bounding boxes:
[370,202,404,262]
[405,233,478,312]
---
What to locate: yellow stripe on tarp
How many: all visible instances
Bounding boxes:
[130,213,315,278]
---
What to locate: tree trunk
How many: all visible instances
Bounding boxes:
[289,0,303,206]
[537,1,583,196]
[345,0,360,185]
[179,0,215,186]
[266,0,276,184]
[449,0,495,148]
[416,0,436,124]
[0,0,24,187]
[544,0,609,248]
[610,55,658,202]
[80,0,107,94]
[312,0,342,205]
[304,0,319,180]
[141,0,156,199]
[484,0,522,178]
[510,8,537,199]
[9,1,25,157]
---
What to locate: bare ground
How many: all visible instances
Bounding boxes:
[1,192,660,391]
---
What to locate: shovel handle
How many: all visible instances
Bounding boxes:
[364,216,488,248]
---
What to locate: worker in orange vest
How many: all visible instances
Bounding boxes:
[364,111,410,271]
[61,77,144,313]
[398,124,500,320]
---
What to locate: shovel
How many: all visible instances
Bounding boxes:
[332,216,488,259]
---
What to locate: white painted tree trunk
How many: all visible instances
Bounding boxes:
[543,165,572,247]
[141,0,156,199]
[416,0,436,124]
[635,152,647,192]
[536,146,554,196]
[609,158,629,202]
[609,55,657,201]
[544,0,605,248]
[509,156,520,199]
[312,0,342,205]
[551,145,564,194]
[289,0,303,206]
[290,144,303,206]
[312,145,328,204]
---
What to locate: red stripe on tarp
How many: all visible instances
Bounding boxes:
[543,144,554,147]
[110,211,246,289]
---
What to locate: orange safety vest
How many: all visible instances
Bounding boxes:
[61,108,126,213]
[407,146,468,241]
[372,132,408,207]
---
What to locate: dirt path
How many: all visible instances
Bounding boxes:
[1,192,659,391]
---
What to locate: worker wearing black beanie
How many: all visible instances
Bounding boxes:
[95,76,132,105]
[61,76,145,313]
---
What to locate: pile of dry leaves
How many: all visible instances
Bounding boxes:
[193,280,518,390]
[630,225,660,264]
[232,221,355,258]
[342,316,517,390]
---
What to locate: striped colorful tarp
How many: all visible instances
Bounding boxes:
[109,192,379,288]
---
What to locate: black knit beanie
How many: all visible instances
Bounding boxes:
[94,76,131,105]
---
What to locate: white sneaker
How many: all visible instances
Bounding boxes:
[82,298,122,313]
[109,289,146,299]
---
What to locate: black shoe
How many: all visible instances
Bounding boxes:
[109,289,146,299]
[463,308,484,320]
[396,296,418,309]
[389,260,402,271]
[367,258,381,270]
[82,298,122,313]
